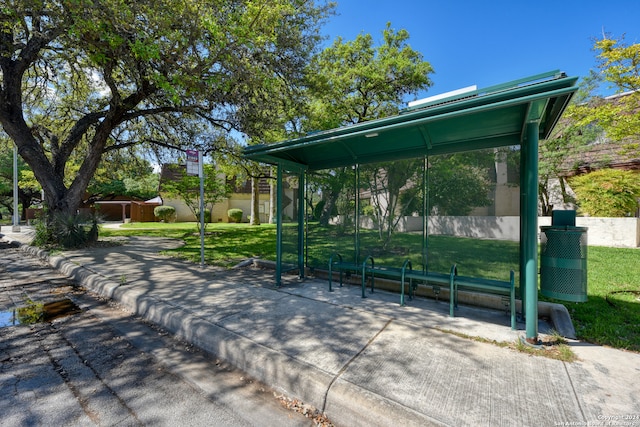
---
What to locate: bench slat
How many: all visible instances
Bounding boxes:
[403,272,450,284]
[455,276,511,290]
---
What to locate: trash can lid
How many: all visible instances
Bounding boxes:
[540,225,588,232]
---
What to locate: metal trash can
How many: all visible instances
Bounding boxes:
[540,225,588,302]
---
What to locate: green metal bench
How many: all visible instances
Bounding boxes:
[328,253,374,292]
[400,260,456,306]
[451,266,516,330]
[360,255,408,298]
[328,254,516,330]
[328,254,409,298]
[352,256,455,304]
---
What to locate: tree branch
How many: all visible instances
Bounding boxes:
[104,138,184,153]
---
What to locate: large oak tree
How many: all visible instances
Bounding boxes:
[1,0,331,216]
[304,23,434,226]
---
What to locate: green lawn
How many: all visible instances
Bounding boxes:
[560,246,639,351]
[100,222,639,351]
[104,222,278,265]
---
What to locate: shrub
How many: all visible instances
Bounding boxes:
[227,208,243,223]
[54,213,90,248]
[32,215,54,247]
[154,205,176,222]
[33,210,100,249]
[361,204,375,216]
[195,209,211,223]
[569,169,640,217]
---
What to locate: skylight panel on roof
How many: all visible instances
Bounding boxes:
[407,85,477,109]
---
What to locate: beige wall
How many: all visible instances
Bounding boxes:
[227,194,270,223]
[161,197,196,222]
[211,199,229,223]
[353,215,639,248]
[162,193,271,223]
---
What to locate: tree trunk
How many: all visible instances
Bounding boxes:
[318,166,349,227]
[4,118,108,219]
[538,182,552,216]
[559,177,574,206]
[319,188,340,227]
[18,191,31,221]
[13,137,82,217]
[250,177,260,225]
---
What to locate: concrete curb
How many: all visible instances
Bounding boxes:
[544,302,577,339]
[11,240,441,426]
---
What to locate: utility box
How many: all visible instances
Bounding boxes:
[540,210,587,302]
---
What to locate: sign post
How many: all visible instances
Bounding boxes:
[12,144,20,233]
[186,149,205,268]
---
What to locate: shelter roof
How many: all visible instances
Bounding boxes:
[245,71,579,170]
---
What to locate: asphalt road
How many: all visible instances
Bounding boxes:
[0,242,318,427]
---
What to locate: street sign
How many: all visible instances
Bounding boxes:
[186,149,199,176]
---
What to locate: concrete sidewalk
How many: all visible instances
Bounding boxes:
[2,227,639,426]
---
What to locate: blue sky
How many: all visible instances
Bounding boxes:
[321,1,640,100]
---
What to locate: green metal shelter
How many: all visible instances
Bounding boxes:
[245,70,579,341]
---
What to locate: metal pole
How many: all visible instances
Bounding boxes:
[12,144,21,232]
[198,150,205,269]
[297,169,305,278]
[275,163,283,287]
[523,122,540,343]
[519,143,527,319]
[423,156,428,272]
[304,171,309,270]
[354,164,360,263]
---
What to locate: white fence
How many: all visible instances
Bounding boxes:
[353,215,639,248]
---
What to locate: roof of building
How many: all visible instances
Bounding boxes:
[561,140,640,176]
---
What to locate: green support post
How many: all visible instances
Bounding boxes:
[519,141,527,319]
[298,169,305,278]
[523,122,540,342]
[422,156,429,272]
[276,163,283,287]
[354,164,360,264]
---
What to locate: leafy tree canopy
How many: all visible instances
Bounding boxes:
[538,122,603,214]
[539,34,639,214]
[86,151,158,201]
[567,35,640,140]
[304,23,434,226]
[306,22,434,127]
[1,0,332,216]
[399,152,494,217]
